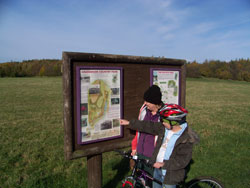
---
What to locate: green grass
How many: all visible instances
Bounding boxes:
[0,77,87,188]
[186,78,250,187]
[0,77,250,188]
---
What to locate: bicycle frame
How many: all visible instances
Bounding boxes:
[117,150,162,187]
[132,162,162,186]
[117,150,224,188]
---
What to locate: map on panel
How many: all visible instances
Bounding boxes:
[88,79,111,128]
[80,69,121,143]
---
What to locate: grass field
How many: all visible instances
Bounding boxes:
[0,77,250,188]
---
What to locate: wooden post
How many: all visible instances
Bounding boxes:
[87,154,102,188]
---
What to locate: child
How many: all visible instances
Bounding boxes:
[120,104,199,188]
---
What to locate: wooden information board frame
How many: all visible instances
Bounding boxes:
[63,52,187,161]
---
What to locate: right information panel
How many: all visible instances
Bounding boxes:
[151,68,181,105]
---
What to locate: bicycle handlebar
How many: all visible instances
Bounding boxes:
[115,150,164,186]
[114,150,152,167]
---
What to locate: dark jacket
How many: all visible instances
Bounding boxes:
[128,119,199,185]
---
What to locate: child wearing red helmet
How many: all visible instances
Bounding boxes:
[120,104,199,188]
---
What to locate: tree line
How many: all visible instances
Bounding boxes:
[1,58,250,82]
[0,59,62,77]
[187,59,250,82]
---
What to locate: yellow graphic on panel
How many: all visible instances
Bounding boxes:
[88,80,111,127]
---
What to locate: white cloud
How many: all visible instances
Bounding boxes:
[192,22,217,35]
[162,33,175,40]
[1,0,250,63]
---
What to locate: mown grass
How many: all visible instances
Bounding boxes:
[0,77,87,188]
[186,78,250,187]
[0,77,249,188]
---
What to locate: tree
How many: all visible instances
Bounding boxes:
[39,65,46,76]
[187,61,202,78]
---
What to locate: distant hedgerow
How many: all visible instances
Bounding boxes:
[1,58,250,82]
[187,59,250,82]
[0,59,62,77]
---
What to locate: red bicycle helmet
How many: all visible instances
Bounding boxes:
[159,103,188,122]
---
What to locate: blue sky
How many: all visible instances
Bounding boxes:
[0,0,250,63]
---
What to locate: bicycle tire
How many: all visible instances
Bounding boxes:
[186,176,224,188]
[122,181,134,188]
[122,177,135,188]
[121,176,147,188]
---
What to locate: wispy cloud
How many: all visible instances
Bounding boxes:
[0,0,250,63]
[192,22,217,35]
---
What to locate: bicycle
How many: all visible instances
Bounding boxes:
[115,150,224,188]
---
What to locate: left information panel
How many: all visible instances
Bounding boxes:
[76,66,123,145]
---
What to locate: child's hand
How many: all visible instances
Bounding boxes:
[153,162,164,168]
[131,150,136,156]
[120,119,130,125]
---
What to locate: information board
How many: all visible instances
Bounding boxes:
[62,52,186,160]
[76,67,123,144]
[151,68,181,104]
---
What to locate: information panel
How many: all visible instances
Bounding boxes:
[151,68,181,105]
[76,66,123,145]
[63,52,186,159]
